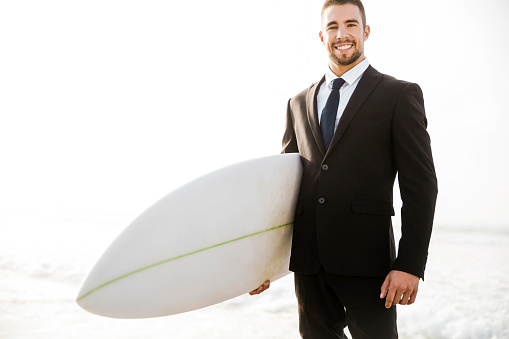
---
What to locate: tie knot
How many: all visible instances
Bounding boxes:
[331,78,345,90]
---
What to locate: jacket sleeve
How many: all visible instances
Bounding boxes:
[390,82,438,280]
[282,98,299,154]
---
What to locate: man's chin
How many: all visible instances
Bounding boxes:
[329,50,362,66]
[331,52,362,67]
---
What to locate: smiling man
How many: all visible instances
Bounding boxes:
[320,3,367,72]
[250,0,438,338]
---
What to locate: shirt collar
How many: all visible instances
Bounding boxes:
[325,57,370,88]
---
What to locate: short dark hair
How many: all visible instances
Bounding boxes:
[321,0,367,29]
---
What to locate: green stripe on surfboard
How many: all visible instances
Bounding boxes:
[77,221,293,301]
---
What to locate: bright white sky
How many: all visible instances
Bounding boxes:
[1,0,508,230]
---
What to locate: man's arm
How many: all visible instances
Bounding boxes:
[391,82,438,278]
[282,99,299,154]
[381,82,438,307]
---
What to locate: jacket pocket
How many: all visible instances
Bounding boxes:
[351,200,395,216]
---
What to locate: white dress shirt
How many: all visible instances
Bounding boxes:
[317,58,370,131]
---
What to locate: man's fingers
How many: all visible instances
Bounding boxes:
[249,286,262,295]
[385,287,419,307]
[249,280,270,296]
[381,271,420,307]
[408,290,418,305]
[399,292,411,305]
[384,287,395,308]
[380,277,390,299]
[249,286,263,295]
[393,290,404,305]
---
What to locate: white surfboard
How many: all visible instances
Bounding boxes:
[76,154,302,318]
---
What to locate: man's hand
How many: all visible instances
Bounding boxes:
[380,270,419,308]
[249,280,270,295]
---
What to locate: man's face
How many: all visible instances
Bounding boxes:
[320,4,370,68]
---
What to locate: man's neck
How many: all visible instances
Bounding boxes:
[329,56,365,77]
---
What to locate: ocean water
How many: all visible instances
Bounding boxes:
[1,210,508,339]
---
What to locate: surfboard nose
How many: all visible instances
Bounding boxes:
[76,154,303,319]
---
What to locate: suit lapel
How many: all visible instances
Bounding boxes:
[306,76,326,156]
[326,66,382,155]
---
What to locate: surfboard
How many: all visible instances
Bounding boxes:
[76,153,302,318]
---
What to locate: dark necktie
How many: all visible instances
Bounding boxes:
[320,77,345,151]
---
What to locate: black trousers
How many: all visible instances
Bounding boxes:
[295,269,398,339]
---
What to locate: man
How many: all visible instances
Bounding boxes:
[250,0,438,338]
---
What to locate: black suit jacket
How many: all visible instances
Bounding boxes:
[282,65,438,279]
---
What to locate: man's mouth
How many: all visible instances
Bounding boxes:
[335,43,353,51]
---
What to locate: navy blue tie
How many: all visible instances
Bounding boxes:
[320,78,345,151]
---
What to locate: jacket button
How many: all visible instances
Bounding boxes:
[318,198,325,204]
[322,164,329,171]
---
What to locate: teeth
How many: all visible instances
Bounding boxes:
[336,44,352,50]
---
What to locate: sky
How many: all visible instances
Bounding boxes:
[1,0,509,230]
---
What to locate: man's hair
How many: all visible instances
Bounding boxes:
[321,0,367,29]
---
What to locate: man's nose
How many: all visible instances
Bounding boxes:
[336,28,349,40]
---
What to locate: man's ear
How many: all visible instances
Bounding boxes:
[319,31,325,44]
[364,25,370,41]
